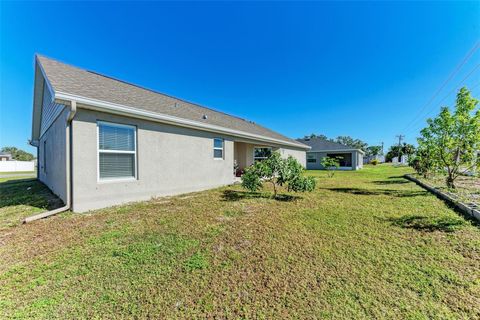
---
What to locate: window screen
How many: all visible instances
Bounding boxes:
[98,122,136,180]
[254,147,272,161]
[326,153,352,167]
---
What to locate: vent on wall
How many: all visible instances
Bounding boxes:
[202,114,208,120]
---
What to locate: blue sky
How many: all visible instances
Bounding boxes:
[1,2,479,154]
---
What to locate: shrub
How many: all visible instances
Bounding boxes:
[320,156,341,177]
[370,159,379,166]
[241,152,316,198]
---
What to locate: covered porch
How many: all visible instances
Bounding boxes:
[233,142,274,176]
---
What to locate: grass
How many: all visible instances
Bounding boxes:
[0,178,63,229]
[413,173,479,205]
[0,164,479,318]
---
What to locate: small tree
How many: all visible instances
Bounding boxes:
[409,142,436,179]
[320,156,340,177]
[418,87,480,188]
[241,152,316,198]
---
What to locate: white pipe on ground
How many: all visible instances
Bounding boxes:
[23,101,77,224]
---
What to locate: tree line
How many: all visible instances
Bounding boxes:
[1,147,35,161]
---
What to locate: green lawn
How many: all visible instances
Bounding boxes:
[0,165,479,319]
[0,178,63,229]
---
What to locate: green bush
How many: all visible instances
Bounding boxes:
[370,159,379,166]
[241,152,316,198]
[320,156,341,177]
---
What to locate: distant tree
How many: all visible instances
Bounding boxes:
[366,146,382,157]
[385,143,415,162]
[1,147,34,161]
[334,136,368,152]
[417,87,480,188]
[304,133,329,140]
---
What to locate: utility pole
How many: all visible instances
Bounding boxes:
[395,135,405,163]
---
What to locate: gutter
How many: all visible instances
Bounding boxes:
[55,92,310,151]
[24,101,77,223]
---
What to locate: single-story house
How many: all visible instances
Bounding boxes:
[296,137,364,170]
[31,55,309,212]
[0,152,12,161]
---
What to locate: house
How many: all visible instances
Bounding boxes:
[296,137,364,170]
[30,55,309,212]
[0,152,12,161]
[364,154,385,164]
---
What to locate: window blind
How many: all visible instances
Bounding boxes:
[98,122,136,180]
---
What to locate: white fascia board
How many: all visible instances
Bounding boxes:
[55,91,310,151]
[35,56,56,103]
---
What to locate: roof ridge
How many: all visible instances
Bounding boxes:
[37,54,258,125]
[36,54,305,147]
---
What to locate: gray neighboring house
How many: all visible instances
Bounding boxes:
[0,152,13,161]
[30,55,309,212]
[297,137,364,170]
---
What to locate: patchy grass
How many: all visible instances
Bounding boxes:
[0,164,479,318]
[413,173,480,205]
[0,178,63,229]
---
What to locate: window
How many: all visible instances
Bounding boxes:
[254,147,272,162]
[213,138,224,159]
[98,121,136,180]
[307,153,316,163]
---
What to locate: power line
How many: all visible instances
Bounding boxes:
[402,41,480,133]
[405,63,480,134]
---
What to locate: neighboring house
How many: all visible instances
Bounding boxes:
[0,152,12,161]
[296,137,364,170]
[364,154,385,164]
[30,55,309,212]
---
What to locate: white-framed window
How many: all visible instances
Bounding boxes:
[307,153,316,163]
[213,138,224,159]
[97,121,137,181]
[253,147,272,162]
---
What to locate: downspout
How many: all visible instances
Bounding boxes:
[24,101,77,223]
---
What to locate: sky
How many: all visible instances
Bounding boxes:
[1,1,479,155]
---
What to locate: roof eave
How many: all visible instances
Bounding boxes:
[55,91,310,150]
[308,149,365,154]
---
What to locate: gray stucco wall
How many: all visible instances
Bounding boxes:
[279,147,306,167]
[38,107,68,203]
[71,109,236,212]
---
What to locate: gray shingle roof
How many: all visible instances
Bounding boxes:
[37,55,307,149]
[296,137,360,152]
